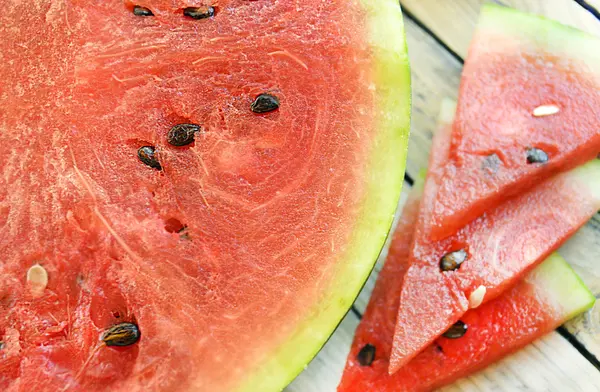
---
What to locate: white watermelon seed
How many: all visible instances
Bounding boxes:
[468,285,486,309]
[26,263,48,295]
[532,104,560,117]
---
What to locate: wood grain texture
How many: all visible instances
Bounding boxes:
[401,0,600,362]
[401,0,600,58]
[287,8,600,389]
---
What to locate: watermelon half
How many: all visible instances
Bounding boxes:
[0,1,410,391]
[389,98,600,373]
[425,4,600,240]
[338,113,595,392]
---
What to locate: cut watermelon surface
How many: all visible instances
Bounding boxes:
[0,1,410,391]
[340,246,593,392]
[426,4,600,240]
[338,123,595,392]
[389,101,600,373]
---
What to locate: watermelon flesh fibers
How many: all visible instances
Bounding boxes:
[426,4,600,240]
[389,14,600,370]
[0,1,410,391]
[338,119,595,392]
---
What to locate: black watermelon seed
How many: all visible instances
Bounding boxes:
[526,148,549,164]
[167,124,201,146]
[357,344,376,366]
[442,321,468,339]
[137,146,162,170]
[133,5,154,16]
[251,94,280,113]
[183,6,215,19]
[0,341,5,350]
[101,322,141,347]
[440,249,468,272]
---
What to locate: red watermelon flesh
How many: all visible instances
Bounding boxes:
[338,137,595,392]
[339,240,593,392]
[426,4,600,240]
[0,1,410,391]
[389,102,600,373]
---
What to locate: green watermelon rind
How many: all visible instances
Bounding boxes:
[479,3,600,69]
[236,1,411,391]
[526,253,595,320]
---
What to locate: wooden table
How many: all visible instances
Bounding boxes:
[286,1,600,391]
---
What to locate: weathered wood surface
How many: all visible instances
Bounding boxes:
[287,1,600,390]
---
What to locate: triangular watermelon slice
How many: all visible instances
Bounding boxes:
[426,4,600,240]
[389,100,600,373]
[338,124,595,392]
[0,1,410,391]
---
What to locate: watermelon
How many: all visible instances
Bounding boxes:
[0,1,410,391]
[389,100,600,373]
[425,4,600,240]
[338,116,595,392]
[340,246,594,391]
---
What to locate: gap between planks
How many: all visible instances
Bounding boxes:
[575,0,600,20]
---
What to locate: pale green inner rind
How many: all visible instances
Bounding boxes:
[480,4,600,72]
[235,1,411,391]
[526,253,595,320]
[569,158,600,202]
